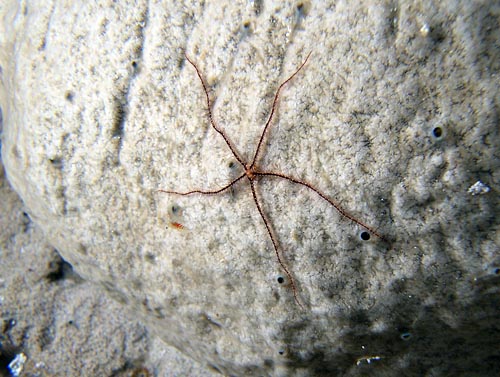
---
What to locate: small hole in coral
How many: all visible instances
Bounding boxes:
[277,276,285,284]
[432,126,443,138]
[360,231,371,241]
[278,349,285,355]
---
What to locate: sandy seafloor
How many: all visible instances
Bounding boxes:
[0,160,216,377]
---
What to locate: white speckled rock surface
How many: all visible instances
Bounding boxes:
[1,0,499,375]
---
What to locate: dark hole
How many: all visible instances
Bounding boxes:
[277,276,285,284]
[22,212,31,225]
[46,258,73,283]
[3,318,16,333]
[432,127,442,138]
[494,268,499,275]
[228,161,235,168]
[243,21,250,29]
[49,157,63,169]
[360,231,371,241]
[400,332,412,341]
[296,2,310,16]
[65,91,74,102]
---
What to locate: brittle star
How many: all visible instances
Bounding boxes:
[159,52,383,308]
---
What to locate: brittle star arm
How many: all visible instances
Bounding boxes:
[249,180,304,309]
[250,52,312,169]
[255,171,384,240]
[158,173,246,195]
[184,54,247,169]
